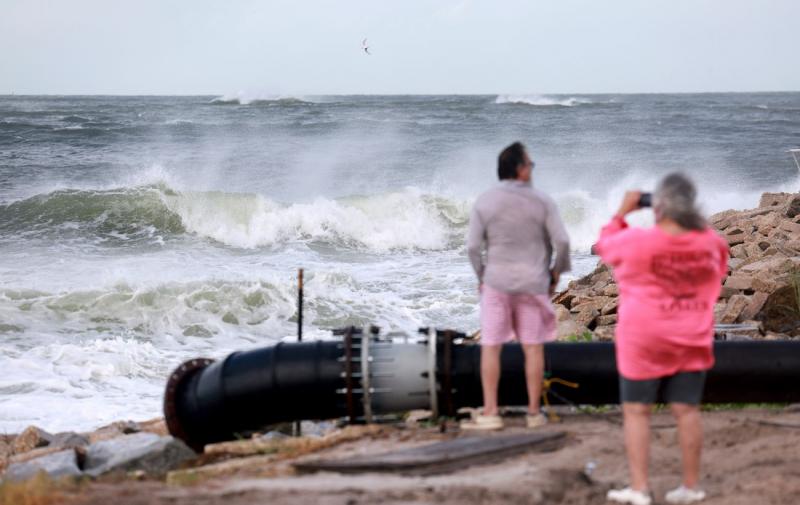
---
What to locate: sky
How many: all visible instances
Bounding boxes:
[1,0,799,95]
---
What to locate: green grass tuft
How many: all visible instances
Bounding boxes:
[564,331,594,342]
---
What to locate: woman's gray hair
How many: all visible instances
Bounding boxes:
[654,172,707,231]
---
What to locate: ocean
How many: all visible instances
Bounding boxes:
[1,92,798,432]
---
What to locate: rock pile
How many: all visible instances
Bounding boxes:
[553,191,800,341]
[0,419,194,482]
[0,417,375,485]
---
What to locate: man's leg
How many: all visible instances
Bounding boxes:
[671,403,703,489]
[480,344,503,416]
[623,402,653,492]
[521,344,545,414]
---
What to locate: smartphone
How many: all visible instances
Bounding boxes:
[638,193,652,208]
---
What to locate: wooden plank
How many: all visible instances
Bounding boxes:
[294,431,566,475]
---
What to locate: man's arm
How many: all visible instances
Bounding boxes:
[466,206,486,283]
[545,198,571,277]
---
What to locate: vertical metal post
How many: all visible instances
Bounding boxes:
[297,268,304,342]
[294,268,304,436]
[344,327,355,424]
[361,328,373,423]
[427,327,439,419]
[442,330,454,417]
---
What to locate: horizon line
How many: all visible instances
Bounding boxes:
[1,90,800,98]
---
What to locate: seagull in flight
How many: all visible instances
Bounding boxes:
[362,38,371,55]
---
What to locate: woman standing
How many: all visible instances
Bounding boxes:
[596,173,729,505]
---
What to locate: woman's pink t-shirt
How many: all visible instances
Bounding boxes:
[595,216,729,380]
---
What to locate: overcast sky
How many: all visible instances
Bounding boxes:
[1,0,799,95]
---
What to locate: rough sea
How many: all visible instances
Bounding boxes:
[1,92,799,432]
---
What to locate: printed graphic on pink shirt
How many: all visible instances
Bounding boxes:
[651,250,718,312]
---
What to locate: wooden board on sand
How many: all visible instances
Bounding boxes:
[294,431,566,475]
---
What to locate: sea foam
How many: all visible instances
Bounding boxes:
[165,189,468,251]
[210,92,313,105]
[495,94,594,107]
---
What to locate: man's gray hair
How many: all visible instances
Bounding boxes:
[654,172,707,231]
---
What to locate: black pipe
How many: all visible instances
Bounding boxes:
[164,337,800,451]
[705,341,800,403]
[449,341,800,408]
[165,341,347,450]
[446,341,621,411]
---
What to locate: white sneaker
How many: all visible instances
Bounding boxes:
[526,412,548,428]
[459,414,503,431]
[665,485,706,504]
[607,486,652,505]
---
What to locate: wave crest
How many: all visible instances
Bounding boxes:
[0,185,185,242]
[164,189,469,251]
[0,185,471,252]
[210,93,312,106]
[495,94,594,107]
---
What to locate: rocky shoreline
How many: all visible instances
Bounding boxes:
[554,191,800,341]
[0,419,188,481]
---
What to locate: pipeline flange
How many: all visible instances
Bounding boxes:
[163,358,214,451]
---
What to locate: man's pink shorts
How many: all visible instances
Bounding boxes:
[480,284,557,346]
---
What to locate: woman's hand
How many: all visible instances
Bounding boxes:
[616,190,643,218]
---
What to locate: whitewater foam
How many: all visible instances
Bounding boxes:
[548,170,800,252]
[0,337,177,431]
[495,94,595,107]
[164,119,196,125]
[211,92,314,106]
[164,188,468,251]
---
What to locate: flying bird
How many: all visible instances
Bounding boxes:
[362,38,371,55]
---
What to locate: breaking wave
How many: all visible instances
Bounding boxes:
[495,94,597,107]
[210,92,313,106]
[168,189,469,251]
[0,184,471,251]
[2,176,780,254]
[0,185,185,243]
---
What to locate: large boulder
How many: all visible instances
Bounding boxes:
[83,432,195,477]
[783,194,800,218]
[758,192,793,209]
[0,440,10,474]
[12,426,54,454]
[740,292,770,321]
[758,285,800,335]
[87,420,141,443]
[556,319,588,340]
[718,295,750,324]
[3,449,82,481]
[50,432,90,450]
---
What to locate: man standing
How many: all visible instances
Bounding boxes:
[463,142,571,430]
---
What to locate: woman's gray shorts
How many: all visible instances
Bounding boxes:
[619,371,707,404]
